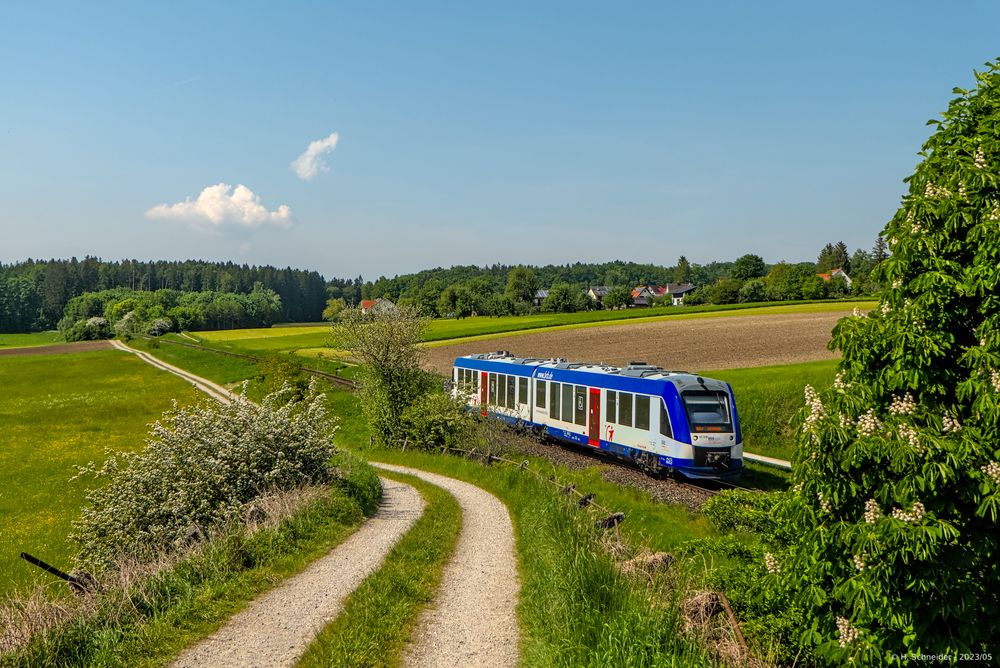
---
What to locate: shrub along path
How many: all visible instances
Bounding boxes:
[170,477,425,668]
[374,463,521,668]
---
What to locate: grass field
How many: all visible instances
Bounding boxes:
[185,300,874,358]
[0,332,63,349]
[708,358,840,461]
[0,351,200,598]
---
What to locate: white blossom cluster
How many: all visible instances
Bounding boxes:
[852,553,867,571]
[837,617,860,646]
[898,423,922,454]
[910,221,924,234]
[889,393,917,415]
[990,202,1000,221]
[818,491,832,514]
[839,413,853,429]
[880,302,891,315]
[852,307,868,319]
[863,498,881,524]
[924,182,950,198]
[803,384,825,431]
[72,382,337,569]
[981,461,1000,485]
[765,552,781,574]
[991,369,1000,392]
[942,413,962,433]
[833,371,849,392]
[793,482,804,493]
[892,279,903,289]
[891,501,926,523]
[975,147,987,169]
[958,183,967,199]
[857,409,882,436]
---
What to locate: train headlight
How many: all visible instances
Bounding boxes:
[692,435,699,442]
[729,435,734,441]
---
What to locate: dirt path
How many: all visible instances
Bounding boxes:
[171,477,425,668]
[425,309,851,374]
[374,463,520,668]
[0,340,112,356]
[109,339,237,404]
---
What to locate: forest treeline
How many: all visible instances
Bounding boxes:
[355,238,887,318]
[0,258,358,333]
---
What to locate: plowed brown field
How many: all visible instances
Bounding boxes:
[424,310,851,374]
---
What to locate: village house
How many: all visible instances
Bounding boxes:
[359,297,397,315]
[816,268,852,288]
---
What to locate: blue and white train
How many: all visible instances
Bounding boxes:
[452,351,743,480]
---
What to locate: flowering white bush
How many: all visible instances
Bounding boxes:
[71,381,337,570]
[773,62,1000,665]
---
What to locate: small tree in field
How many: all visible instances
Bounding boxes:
[331,305,429,447]
[774,63,1000,664]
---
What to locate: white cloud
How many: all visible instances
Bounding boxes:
[145,183,292,230]
[290,131,339,181]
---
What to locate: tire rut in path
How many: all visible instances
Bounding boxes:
[373,463,521,668]
[170,477,425,668]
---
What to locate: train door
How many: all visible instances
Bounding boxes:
[588,388,601,446]
[480,372,488,416]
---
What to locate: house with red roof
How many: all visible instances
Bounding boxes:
[360,297,397,315]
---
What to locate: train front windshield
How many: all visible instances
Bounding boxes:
[682,391,732,432]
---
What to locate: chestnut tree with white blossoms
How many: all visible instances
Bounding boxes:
[773,62,1000,664]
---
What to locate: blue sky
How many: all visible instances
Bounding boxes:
[1,2,998,280]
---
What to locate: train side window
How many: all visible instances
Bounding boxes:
[562,384,574,422]
[507,375,516,408]
[574,385,586,426]
[660,400,673,438]
[619,392,633,427]
[550,382,561,420]
[606,390,617,423]
[518,377,528,405]
[536,380,547,408]
[489,373,497,405]
[635,395,650,430]
[473,371,479,392]
[499,375,508,408]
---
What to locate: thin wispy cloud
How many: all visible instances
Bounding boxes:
[145,183,291,231]
[167,76,201,88]
[291,131,339,181]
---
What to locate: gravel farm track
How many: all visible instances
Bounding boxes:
[424,309,852,375]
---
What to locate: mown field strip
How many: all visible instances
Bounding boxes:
[373,463,521,668]
[171,477,425,668]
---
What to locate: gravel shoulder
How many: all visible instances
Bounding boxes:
[373,463,521,668]
[424,309,850,374]
[171,477,425,668]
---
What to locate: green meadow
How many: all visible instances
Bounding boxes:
[0,350,199,597]
[708,358,840,461]
[0,332,63,349]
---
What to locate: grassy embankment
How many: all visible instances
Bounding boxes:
[0,350,200,597]
[0,332,62,349]
[6,453,381,668]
